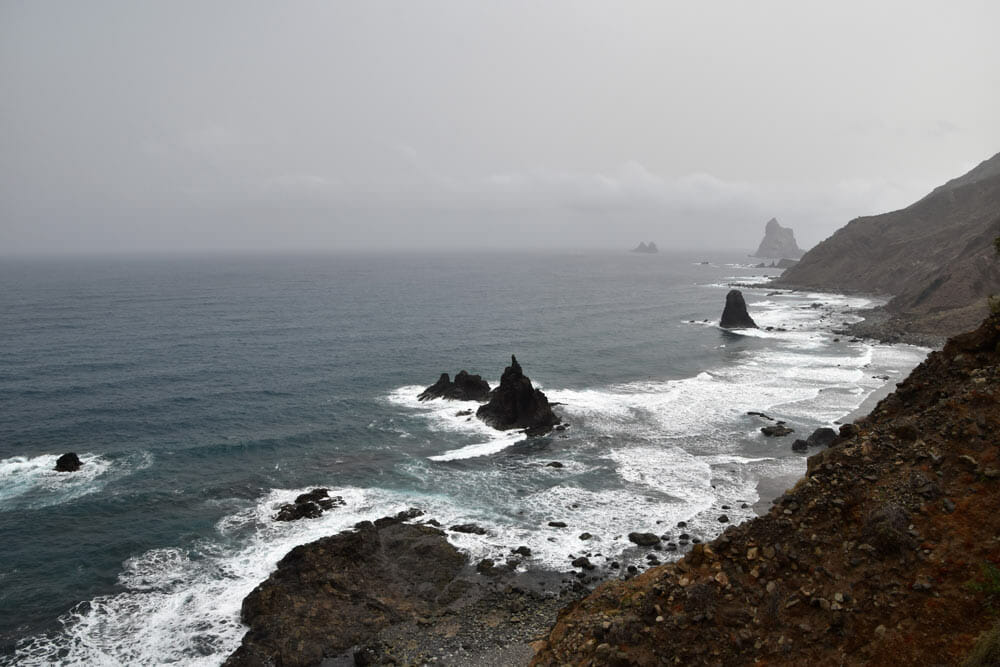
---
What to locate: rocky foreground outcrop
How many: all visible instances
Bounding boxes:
[751,218,804,260]
[418,370,491,402]
[719,290,758,329]
[533,312,1000,665]
[224,511,466,666]
[477,355,560,435]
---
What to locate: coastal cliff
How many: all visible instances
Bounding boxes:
[532,312,1000,666]
[775,152,1000,340]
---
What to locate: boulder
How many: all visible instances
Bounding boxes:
[54,452,82,472]
[418,370,491,402]
[628,532,661,546]
[761,423,794,437]
[450,523,487,535]
[224,518,466,667]
[476,356,559,435]
[720,290,758,329]
[806,427,838,448]
[791,439,809,453]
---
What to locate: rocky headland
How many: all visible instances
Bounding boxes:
[532,312,1000,666]
[775,151,1000,341]
[752,218,804,260]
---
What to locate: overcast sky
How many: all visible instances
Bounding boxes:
[2,1,998,255]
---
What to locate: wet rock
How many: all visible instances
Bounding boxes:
[791,439,809,453]
[571,556,595,570]
[628,532,661,546]
[450,523,487,535]
[512,546,532,557]
[476,356,559,435]
[720,290,758,329]
[418,370,491,402]
[274,488,345,522]
[579,532,593,541]
[761,423,794,437]
[548,521,568,528]
[546,461,564,468]
[54,452,82,472]
[717,515,729,523]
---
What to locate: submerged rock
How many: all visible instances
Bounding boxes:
[761,422,794,437]
[54,452,82,472]
[225,518,466,667]
[720,290,758,329]
[418,370,491,402]
[476,355,559,435]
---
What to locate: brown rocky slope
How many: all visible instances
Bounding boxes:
[532,311,1000,666]
[774,152,1000,339]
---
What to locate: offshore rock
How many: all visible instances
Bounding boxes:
[476,355,559,435]
[720,290,758,329]
[274,488,345,522]
[631,241,659,254]
[751,217,804,259]
[54,452,82,472]
[225,518,466,667]
[418,370,491,402]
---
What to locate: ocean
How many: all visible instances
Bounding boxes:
[0,251,927,665]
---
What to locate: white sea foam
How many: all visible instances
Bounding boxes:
[387,385,533,461]
[0,453,121,510]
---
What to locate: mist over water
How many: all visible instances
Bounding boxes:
[0,251,927,664]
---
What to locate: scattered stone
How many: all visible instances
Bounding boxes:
[274,489,345,522]
[628,532,661,546]
[548,521,567,528]
[762,423,795,437]
[546,461,564,468]
[450,523,488,535]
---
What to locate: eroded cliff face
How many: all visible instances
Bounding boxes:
[775,152,1000,338]
[532,313,1000,666]
[752,218,804,260]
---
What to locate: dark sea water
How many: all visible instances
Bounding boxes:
[0,251,926,665]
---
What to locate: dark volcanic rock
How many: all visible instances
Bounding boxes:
[54,452,82,472]
[628,532,661,546]
[418,370,491,402]
[476,355,559,435]
[274,488,345,522]
[806,427,838,448]
[791,439,809,453]
[720,290,758,329]
[761,423,794,437]
[225,519,466,667]
[449,523,487,535]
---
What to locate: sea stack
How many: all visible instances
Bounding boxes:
[631,241,658,254]
[752,218,804,260]
[54,452,82,472]
[476,355,559,435]
[720,290,758,329]
[417,370,491,401]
